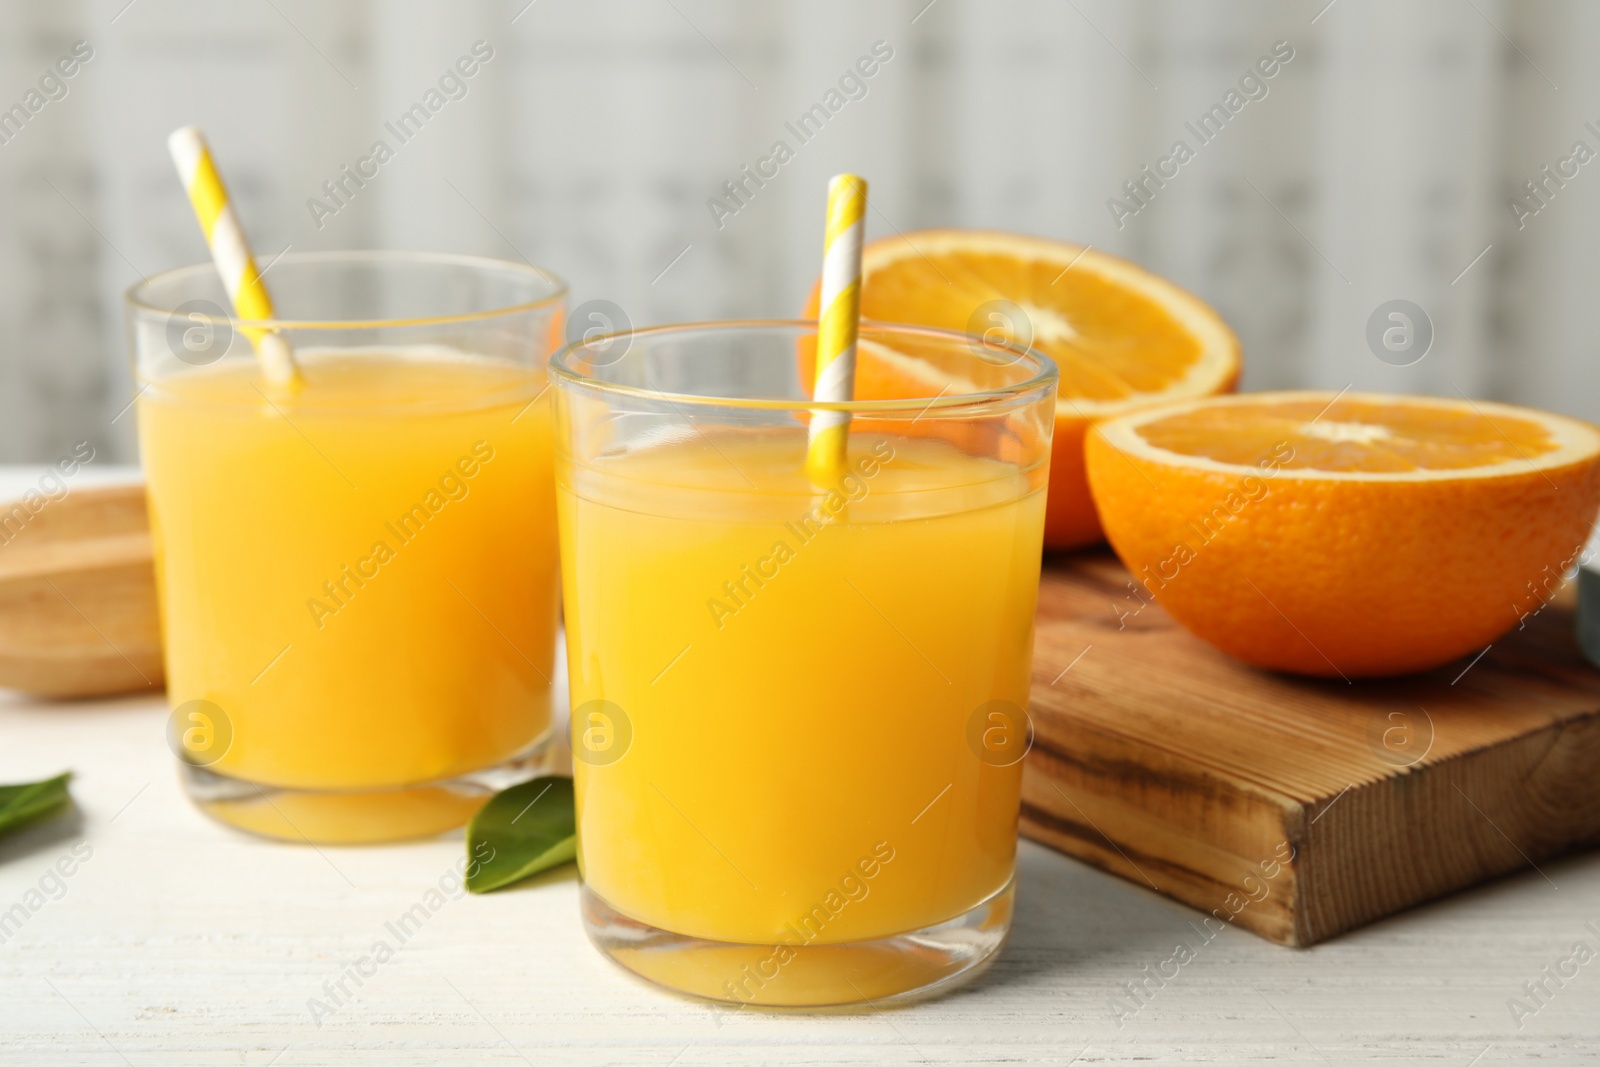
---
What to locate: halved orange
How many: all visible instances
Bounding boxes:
[1087,391,1600,677]
[803,230,1240,547]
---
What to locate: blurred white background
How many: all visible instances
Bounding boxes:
[0,0,1595,463]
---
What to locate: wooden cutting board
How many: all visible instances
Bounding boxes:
[1021,550,1600,947]
[0,483,163,697]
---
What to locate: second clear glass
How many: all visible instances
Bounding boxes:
[127,251,567,844]
[551,320,1057,1007]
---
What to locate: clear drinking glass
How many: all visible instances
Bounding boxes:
[551,320,1056,1007]
[126,251,566,843]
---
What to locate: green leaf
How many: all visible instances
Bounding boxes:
[466,775,576,893]
[0,772,72,839]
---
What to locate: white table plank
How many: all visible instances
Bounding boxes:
[1,469,1597,1064]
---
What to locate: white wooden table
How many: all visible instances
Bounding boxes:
[2,468,1597,1065]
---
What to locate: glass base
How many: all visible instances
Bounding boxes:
[580,876,1013,1010]
[179,730,558,844]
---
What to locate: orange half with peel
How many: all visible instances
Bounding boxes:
[1087,391,1600,678]
[803,230,1240,547]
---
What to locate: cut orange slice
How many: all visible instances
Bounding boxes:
[1087,392,1600,677]
[804,230,1240,547]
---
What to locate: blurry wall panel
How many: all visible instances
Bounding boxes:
[1138,0,1319,392]
[0,0,1591,462]
[1497,0,1600,418]
[1309,0,1498,397]
[0,0,107,462]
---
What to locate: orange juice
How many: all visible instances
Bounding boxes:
[139,348,558,801]
[560,429,1046,947]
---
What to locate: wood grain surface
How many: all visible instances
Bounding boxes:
[0,484,162,698]
[1022,550,1600,946]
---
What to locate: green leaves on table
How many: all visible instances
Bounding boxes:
[466,775,576,893]
[0,772,73,840]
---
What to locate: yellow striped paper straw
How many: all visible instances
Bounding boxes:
[166,126,301,388]
[805,173,868,484]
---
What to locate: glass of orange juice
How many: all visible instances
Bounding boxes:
[551,321,1056,1007]
[126,251,566,843]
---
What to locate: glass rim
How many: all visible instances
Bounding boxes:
[549,319,1059,414]
[124,249,568,330]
